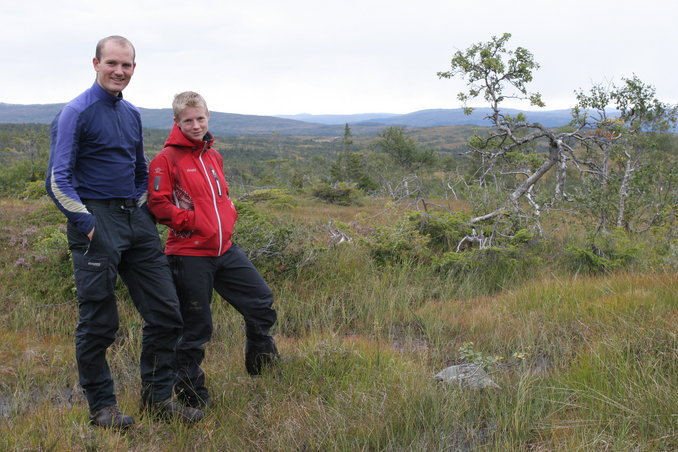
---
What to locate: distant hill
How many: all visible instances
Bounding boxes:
[276,112,401,125]
[138,108,352,136]
[280,108,575,128]
[0,103,384,136]
[0,103,67,124]
[0,102,575,136]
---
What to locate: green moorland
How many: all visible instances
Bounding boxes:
[1,117,677,450]
[0,192,675,451]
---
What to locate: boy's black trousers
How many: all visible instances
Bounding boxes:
[168,244,277,400]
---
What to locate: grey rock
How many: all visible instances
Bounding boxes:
[434,363,500,389]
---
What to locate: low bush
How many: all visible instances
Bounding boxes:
[240,188,298,209]
[309,182,362,206]
[408,211,471,252]
[359,219,431,266]
[565,228,641,274]
[433,245,542,293]
[231,199,296,276]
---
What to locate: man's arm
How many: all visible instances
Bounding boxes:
[134,122,149,205]
[45,107,95,236]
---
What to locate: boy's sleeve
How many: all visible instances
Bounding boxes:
[146,153,195,231]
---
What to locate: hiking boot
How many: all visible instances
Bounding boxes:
[90,404,135,429]
[175,386,210,409]
[245,338,280,376]
[143,397,205,423]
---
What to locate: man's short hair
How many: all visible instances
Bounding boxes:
[95,35,136,62]
[173,91,209,119]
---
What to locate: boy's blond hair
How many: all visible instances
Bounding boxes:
[172,91,209,119]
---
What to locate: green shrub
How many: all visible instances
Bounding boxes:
[309,182,362,205]
[360,219,431,266]
[408,211,471,252]
[20,180,47,200]
[565,246,619,273]
[509,228,535,245]
[33,226,68,256]
[565,228,641,274]
[15,222,75,302]
[241,188,298,209]
[0,159,46,197]
[635,222,678,272]
[433,245,541,293]
[434,246,513,275]
[232,200,294,274]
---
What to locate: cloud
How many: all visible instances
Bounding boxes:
[2,0,676,115]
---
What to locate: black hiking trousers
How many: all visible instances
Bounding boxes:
[168,244,277,404]
[67,199,183,413]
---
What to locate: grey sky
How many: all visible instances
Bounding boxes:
[2,0,676,115]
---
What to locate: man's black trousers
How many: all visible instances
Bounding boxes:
[67,200,183,413]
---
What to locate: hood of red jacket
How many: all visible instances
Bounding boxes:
[164,123,214,150]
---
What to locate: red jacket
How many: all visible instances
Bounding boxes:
[147,124,237,257]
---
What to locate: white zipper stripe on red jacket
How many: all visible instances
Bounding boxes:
[198,149,223,256]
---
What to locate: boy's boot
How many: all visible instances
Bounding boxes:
[245,337,280,376]
[175,383,210,409]
[90,404,135,429]
[141,397,205,423]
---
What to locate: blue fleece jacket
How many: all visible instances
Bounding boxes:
[45,82,148,235]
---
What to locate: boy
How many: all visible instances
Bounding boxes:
[147,91,279,409]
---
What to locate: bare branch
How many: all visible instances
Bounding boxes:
[328,221,351,244]
[456,228,492,252]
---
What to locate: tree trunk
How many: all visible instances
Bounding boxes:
[616,150,633,228]
[470,140,561,224]
[554,157,567,200]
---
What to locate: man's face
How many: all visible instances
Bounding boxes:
[93,41,136,96]
[175,106,210,141]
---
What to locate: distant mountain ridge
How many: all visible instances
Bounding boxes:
[0,102,575,136]
[277,108,574,128]
[276,112,401,124]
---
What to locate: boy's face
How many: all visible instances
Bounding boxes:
[175,106,209,141]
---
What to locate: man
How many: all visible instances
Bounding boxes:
[147,91,279,409]
[45,36,203,428]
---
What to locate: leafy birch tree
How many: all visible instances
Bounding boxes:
[572,76,677,232]
[438,34,677,237]
[438,33,588,227]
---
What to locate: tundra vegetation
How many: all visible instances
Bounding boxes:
[0,34,676,451]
